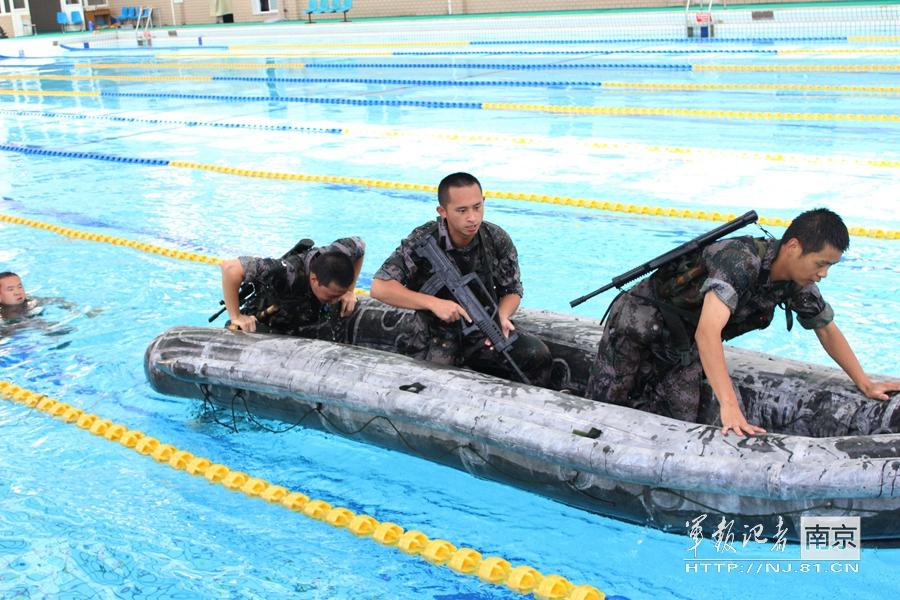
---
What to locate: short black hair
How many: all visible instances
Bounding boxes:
[781,208,850,254]
[310,251,354,288]
[437,172,482,207]
[0,272,19,280]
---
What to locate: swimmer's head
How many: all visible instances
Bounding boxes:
[0,272,26,306]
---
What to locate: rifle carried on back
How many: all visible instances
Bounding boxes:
[570,210,758,307]
[209,238,316,323]
[413,235,531,385]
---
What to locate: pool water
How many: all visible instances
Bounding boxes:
[1,9,899,599]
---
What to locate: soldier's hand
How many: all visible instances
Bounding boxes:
[860,380,900,401]
[719,404,766,437]
[339,291,358,317]
[485,316,516,349]
[230,314,257,333]
[430,299,472,324]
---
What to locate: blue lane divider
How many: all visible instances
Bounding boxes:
[211,75,603,87]
[469,36,847,44]
[302,62,693,70]
[0,108,343,134]
[393,49,779,55]
[100,91,485,108]
[0,142,169,166]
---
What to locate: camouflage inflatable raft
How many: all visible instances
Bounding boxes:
[145,299,900,541]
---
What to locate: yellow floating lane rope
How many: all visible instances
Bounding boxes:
[847,35,900,42]
[0,380,606,600]
[483,102,900,122]
[74,62,308,70]
[693,64,900,72]
[600,81,900,94]
[778,48,900,54]
[0,213,221,265]
[350,125,900,169]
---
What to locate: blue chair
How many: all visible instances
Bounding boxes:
[70,11,84,31]
[305,0,317,23]
[318,0,329,13]
[329,0,341,12]
[56,12,70,32]
[339,0,352,21]
[116,6,130,25]
[137,7,153,28]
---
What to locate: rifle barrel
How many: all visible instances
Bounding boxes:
[569,210,758,308]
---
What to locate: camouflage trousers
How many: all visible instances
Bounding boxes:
[396,311,553,387]
[585,290,717,423]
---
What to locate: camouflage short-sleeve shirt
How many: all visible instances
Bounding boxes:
[698,236,833,337]
[374,219,524,300]
[238,236,364,331]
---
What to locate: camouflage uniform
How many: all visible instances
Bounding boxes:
[237,237,364,341]
[374,218,552,386]
[586,236,834,422]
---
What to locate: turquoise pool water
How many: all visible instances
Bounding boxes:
[1,10,899,599]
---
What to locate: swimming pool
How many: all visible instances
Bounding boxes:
[1,6,899,599]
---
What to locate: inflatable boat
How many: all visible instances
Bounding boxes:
[145,299,900,541]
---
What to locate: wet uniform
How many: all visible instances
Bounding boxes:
[374,219,552,386]
[237,237,364,341]
[585,236,833,422]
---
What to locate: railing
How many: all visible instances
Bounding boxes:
[685,0,726,38]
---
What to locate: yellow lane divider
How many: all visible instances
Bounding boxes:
[0,89,100,98]
[693,64,900,72]
[0,380,605,600]
[483,102,900,122]
[848,35,900,42]
[356,125,900,169]
[0,74,214,82]
[1,183,896,243]
[229,41,472,49]
[164,162,899,239]
[600,81,900,94]
[5,74,899,95]
[0,213,221,264]
[778,48,900,54]
[75,62,308,70]
[159,52,394,59]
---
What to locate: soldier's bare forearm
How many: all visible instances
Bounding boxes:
[371,278,439,312]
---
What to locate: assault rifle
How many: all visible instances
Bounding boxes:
[570,210,758,307]
[209,238,315,323]
[414,235,531,385]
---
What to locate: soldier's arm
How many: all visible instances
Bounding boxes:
[371,278,471,323]
[220,259,257,332]
[814,322,900,400]
[496,293,520,338]
[695,291,767,436]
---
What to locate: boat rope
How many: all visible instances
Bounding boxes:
[0,380,615,600]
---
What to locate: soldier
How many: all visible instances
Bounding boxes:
[585,208,900,436]
[370,172,552,386]
[219,237,364,341]
[0,272,26,308]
